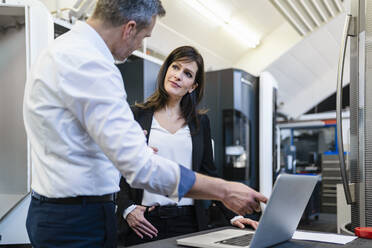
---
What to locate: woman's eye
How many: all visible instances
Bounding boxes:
[172,64,179,70]
[185,72,192,78]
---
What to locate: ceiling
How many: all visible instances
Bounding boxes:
[147,0,286,69]
[41,0,350,118]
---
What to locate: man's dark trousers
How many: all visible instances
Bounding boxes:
[26,196,117,248]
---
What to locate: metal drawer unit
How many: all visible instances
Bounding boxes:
[321,154,343,213]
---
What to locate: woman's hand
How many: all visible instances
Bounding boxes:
[126,205,158,239]
[232,218,259,230]
[150,146,159,154]
[143,130,158,154]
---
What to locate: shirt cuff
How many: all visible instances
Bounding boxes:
[123,204,137,219]
[178,165,196,201]
[230,215,244,225]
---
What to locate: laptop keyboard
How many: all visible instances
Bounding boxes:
[215,233,254,247]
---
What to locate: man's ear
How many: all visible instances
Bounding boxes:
[121,20,137,39]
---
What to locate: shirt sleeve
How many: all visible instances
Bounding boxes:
[123,204,137,219]
[178,165,196,199]
[230,215,244,225]
[56,55,195,199]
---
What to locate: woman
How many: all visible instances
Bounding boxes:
[116,46,258,246]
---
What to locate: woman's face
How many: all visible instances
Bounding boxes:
[164,60,198,100]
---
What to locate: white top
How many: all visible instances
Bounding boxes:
[141,118,194,206]
[23,21,195,198]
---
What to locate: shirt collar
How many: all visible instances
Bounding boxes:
[71,21,115,63]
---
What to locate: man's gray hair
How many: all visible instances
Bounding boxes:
[92,0,165,29]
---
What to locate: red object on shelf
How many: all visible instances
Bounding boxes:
[355,227,372,239]
[323,119,336,125]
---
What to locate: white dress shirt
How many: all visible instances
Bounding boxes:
[23,21,195,198]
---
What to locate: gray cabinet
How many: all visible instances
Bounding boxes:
[321,154,343,213]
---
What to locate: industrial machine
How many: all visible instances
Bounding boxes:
[116,55,161,105]
[337,0,372,230]
[222,109,250,182]
[201,68,259,189]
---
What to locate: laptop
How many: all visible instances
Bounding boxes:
[177,174,318,248]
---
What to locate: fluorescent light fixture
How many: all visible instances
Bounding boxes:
[203,0,231,24]
[186,0,225,26]
[184,0,260,48]
[227,20,260,47]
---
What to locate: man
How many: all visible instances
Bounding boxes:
[23,0,267,247]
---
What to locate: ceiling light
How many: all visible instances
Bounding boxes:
[186,0,225,26]
[184,0,260,48]
[227,20,260,47]
[202,0,231,24]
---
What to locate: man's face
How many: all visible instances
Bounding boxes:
[114,16,156,61]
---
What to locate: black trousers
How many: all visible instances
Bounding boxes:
[26,196,117,248]
[124,206,198,247]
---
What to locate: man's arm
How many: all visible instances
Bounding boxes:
[186,173,268,216]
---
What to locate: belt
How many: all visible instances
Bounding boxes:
[31,191,115,204]
[147,205,195,218]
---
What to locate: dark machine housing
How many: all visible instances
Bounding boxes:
[116,56,161,105]
[201,68,259,190]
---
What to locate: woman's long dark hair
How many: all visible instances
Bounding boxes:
[136,46,206,131]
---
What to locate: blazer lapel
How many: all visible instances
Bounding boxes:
[137,109,154,142]
[134,109,154,202]
[190,119,203,171]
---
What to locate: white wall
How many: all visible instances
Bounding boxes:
[235,21,301,76]
[259,71,279,199]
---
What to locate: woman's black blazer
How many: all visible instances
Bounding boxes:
[116,106,235,238]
